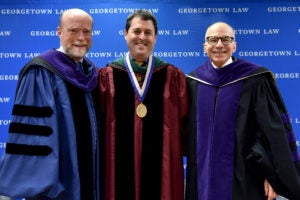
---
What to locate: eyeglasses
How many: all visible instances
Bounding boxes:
[206,36,235,45]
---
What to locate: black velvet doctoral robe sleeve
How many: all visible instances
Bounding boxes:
[240,73,300,200]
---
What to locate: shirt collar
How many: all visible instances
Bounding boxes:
[57,46,83,63]
[211,57,233,69]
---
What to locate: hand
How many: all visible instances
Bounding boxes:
[264,179,278,200]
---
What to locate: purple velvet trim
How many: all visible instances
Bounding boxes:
[281,113,291,124]
[291,151,300,162]
[195,59,260,86]
[196,82,243,200]
[281,113,300,161]
[195,59,261,200]
[287,131,297,143]
[39,49,98,92]
[286,131,300,161]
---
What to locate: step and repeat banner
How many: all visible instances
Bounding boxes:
[1,0,300,158]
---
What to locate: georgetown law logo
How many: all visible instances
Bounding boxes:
[178,7,249,14]
[89,8,159,14]
[30,30,101,37]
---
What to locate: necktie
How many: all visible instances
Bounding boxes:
[77,62,88,74]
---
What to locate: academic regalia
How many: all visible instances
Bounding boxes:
[185,58,300,200]
[98,56,188,200]
[0,49,103,200]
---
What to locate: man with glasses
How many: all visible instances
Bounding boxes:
[185,22,300,200]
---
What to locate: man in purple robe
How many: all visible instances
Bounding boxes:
[0,9,103,200]
[185,22,300,200]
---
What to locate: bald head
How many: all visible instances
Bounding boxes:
[205,22,235,40]
[59,8,93,28]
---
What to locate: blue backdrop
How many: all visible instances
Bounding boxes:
[1,0,300,162]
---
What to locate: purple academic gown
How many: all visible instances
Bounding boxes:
[185,58,300,200]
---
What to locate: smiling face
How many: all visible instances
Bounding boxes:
[124,17,157,62]
[57,9,93,62]
[203,22,237,68]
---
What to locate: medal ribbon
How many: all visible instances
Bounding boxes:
[124,52,154,102]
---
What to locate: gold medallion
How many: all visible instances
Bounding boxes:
[136,103,147,118]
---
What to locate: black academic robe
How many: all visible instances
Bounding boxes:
[185,58,300,200]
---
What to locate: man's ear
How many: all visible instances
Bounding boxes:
[203,43,208,53]
[232,42,237,53]
[124,29,127,39]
